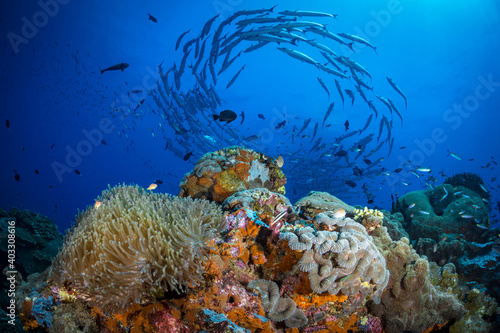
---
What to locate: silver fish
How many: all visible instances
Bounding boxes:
[317,77,330,99]
[387,77,407,109]
[322,102,335,128]
[277,47,319,66]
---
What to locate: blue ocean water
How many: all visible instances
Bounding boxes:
[1,0,499,233]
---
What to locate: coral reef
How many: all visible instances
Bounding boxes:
[280,213,389,304]
[247,279,307,328]
[352,206,384,233]
[380,210,409,241]
[49,184,224,313]
[49,301,98,333]
[294,191,355,219]
[444,172,491,202]
[369,237,466,332]
[14,149,500,332]
[393,182,500,305]
[179,146,286,203]
[0,208,63,277]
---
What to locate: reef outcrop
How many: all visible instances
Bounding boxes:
[393,180,500,306]
[179,146,287,203]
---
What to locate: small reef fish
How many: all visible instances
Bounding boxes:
[271,210,288,226]
[440,186,449,201]
[362,183,375,204]
[183,151,193,161]
[148,13,158,23]
[94,201,102,209]
[334,149,347,157]
[344,120,350,131]
[345,180,357,188]
[276,156,284,168]
[275,120,286,130]
[100,62,129,74]
[416,168,432,173]
[147,183,158,191]
[213,110,237,124]
[240,111,245,125]
[14,171,20,182]
[447,150,462,160]
[332,208,346,219]
[74,169,81,175]
[5,119,9,128]
[258,114,265,120]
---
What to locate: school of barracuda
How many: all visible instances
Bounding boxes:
[119,7,410,202]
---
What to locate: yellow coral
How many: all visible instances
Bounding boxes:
[354,207,384,220]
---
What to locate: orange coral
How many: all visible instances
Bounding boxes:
[95,303,166,333]
[323,313,362,333]
[234,162,251,180]
[250,244,267,265]
[293,293,348,308]
[20,299,40,331]
[242,219,261,239]
[262,240,301,279]
[197,177,214,187]
[204,255,227,280]
[227,308,274,332]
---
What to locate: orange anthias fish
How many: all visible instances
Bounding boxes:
[94,200,102,209]
[147,183,158,190]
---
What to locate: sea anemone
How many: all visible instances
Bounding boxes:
[49,184,224,313]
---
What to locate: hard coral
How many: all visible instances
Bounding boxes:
[294,191,355,220]
[280,214,389,304]
[444,172,491,202]
[49,184,224,313]
[370,237,465,333]
[179,146,287,203]
[247,279,308,328]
